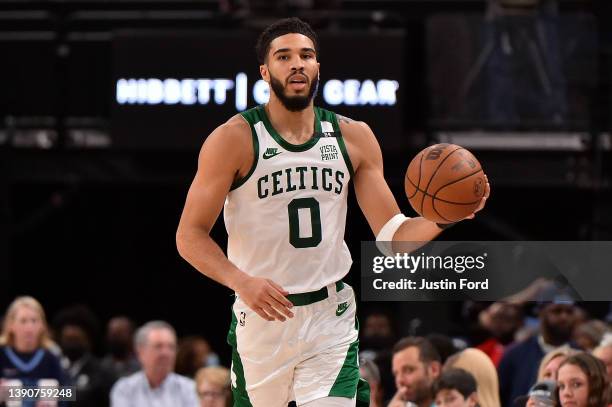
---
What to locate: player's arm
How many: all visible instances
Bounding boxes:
[340,117,488,241]
[176,117,293,322]
[340,118,442,241]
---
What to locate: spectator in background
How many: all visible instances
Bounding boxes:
[389,336,441,407]
[53,305,116,407]
[573,320,609,352]
[445,348,501,407]
[195,366,231,407]
[433,368,479,407]
[360,309,397,405]
[592,334,612,381]
[101,316,140,378]
[537,347,579,382]
[110,320,198,407]
[513,346,578,407]
[175,336,218,378]
[476,302,523,367]
[555,352,610,407]
[523,380,556,407]
[0,296,67,406]
[360,357,383,407]
[362,311,396,351]
[427,333,461,365]
[498,302,578,407]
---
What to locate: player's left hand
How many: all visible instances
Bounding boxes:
[464,174,490,220]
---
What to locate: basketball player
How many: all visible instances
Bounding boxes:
[176,18,489,407]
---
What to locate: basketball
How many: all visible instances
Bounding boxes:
[405,143,486,223]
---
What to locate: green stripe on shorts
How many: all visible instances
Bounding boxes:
[227,310,253,407]
[328,340,360,398]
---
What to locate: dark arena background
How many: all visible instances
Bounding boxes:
[1,0,611,406]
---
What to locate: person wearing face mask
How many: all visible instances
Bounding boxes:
[555,352,610,407]
[52,305,116,407]
[101,316,140,379]
[0,296,68,407]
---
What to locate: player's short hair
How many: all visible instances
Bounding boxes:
[433,368,478,399]
[392,336,441,364]
[255,17,319,64]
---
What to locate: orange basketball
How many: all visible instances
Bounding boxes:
[405,143,486,223]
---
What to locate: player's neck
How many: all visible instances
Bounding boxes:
[264,99,315,144]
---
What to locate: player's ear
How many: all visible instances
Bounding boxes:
[260,64,269,83]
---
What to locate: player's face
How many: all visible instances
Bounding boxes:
[435,389,476,407]
[557,364,589,407]
[9,305,44,351]
[392,347,438,404]
[138,328,177,378]
[261,33,320,112]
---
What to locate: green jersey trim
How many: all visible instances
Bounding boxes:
[258,105,322,152]
[230,111,260,191]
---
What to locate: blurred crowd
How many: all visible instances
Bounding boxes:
[0,297,230,407]
[0,296,610,407]
[362,301,612,407]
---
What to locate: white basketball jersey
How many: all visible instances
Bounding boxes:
[223,105,354,293]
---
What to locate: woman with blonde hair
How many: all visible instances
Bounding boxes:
[537,347,579,382]
[445,348,501,407]
[195,366,232,407]
[0,296,66,394]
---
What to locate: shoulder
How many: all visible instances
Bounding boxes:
[502,336,536,360]
[206,113,252,146]
[335,113,370,136]
[334,113,382,171]
[198,113,253,167]
[168,373,197,399]
[111,371,143,393]
[170,372,195,384]
[41,349,62,366]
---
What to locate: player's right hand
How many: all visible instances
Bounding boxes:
[235,276,294,322]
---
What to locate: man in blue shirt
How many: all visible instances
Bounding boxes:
[110,320,198,407]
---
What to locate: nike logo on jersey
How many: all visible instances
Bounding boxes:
[263,148,282,159]
[336,302,349,316]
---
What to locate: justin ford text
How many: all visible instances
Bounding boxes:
[371,253,489,290]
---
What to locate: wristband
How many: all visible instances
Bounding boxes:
[376,214,409,257]
[376,214,410,241]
